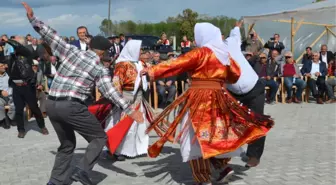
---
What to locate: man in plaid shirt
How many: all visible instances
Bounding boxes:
[22,2,144,185]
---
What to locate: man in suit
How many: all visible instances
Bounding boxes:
[302,46,313,66]
[264,33,285,55]
[71,26,89,51]
[109,36,123,60]
[320,44,334,67]
[301,51,328,104]
[119,34,126,47]
[26,38,44,60]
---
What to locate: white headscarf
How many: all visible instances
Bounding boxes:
[115,40,148,94]
[194,22,230,66]
[115,40,142,63]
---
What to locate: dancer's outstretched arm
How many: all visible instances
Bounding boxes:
[22,2,75,63]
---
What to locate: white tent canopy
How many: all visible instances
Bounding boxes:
[243,1,336,26]
[242,0,336,61]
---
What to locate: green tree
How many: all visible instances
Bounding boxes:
[176,9,199,40]
[98,9,237,50]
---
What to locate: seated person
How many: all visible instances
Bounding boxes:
[0,61,15,129]
[325,59,336,103]
[156,54,176,109]
[253,52,279,104]
[301,52,327,104]
[279,51,306,103]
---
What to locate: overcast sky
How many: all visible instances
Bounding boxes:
[0,0,317,37]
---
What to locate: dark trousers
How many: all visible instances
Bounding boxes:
[157,84,176,109]
[46,100,107,185]
[307,77,326,98]
[12,84,45,132]
[230,80,266,160]
[260,78,279,101]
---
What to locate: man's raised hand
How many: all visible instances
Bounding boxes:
[235,19,244,28]
[22,2,34,20]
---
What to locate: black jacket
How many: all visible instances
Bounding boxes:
[264,41,285,55]
[6,40,35,84]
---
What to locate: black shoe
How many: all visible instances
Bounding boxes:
[46,182,56,185]
[4,117,11,129]
[70,168,93,185]
[18,132,26,138]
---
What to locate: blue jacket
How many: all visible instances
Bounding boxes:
[70,40,88,51]
[300,60,327,77]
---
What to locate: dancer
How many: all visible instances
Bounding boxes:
[142,21,274,185]
[103,40,153,161]
[21,2,143,185]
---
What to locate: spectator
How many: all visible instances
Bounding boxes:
[301,51,328,104]
[244,32,263,55]
[0,61,15,129]
[69,36,75,43]
[26,38,45,60]
[26,34,32,45]
[264,33,285,55]
[157,32,172,54]
[71,26,89,51]
[119,33,126,47]
[325,59,336,103]
[156,54,176,109]
[243,51,254,62]
[32,60,47,117]
[102,52,113,76]
[6,37,48,138]
[302,46,313,65]
[252,52,279,104]
[279,51,306,103]
[62,36,69,43]
[319,44,334,67]
[1,35,14,56]
[181,35,191,54]
[151,51,160,65]
[44,56,60,89]
[109,36,123,60]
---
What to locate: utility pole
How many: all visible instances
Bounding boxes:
[108,0,111,36]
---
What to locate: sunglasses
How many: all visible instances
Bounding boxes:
[313,55,319,57]
[260,57,266,59]
[285,56,292,59]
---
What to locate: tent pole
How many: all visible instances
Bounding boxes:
[248,23,255,34]
[326,26,336,37]
[296,29,327,63]
[291,17,295,55]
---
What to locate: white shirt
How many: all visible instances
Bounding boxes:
[79,41,87,51]
[51,64,57,75]
[225,27,258,95]
[310,61,320,75]
[321,53,328,67]
[32,45,37,50]
[114,44,120,54]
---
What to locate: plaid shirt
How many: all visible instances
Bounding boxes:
[29,16,132,114]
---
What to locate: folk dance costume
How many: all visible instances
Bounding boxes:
[145,23,274,184]
[90,40,155,159]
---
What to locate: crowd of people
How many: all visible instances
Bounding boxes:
[242,32,336,104]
